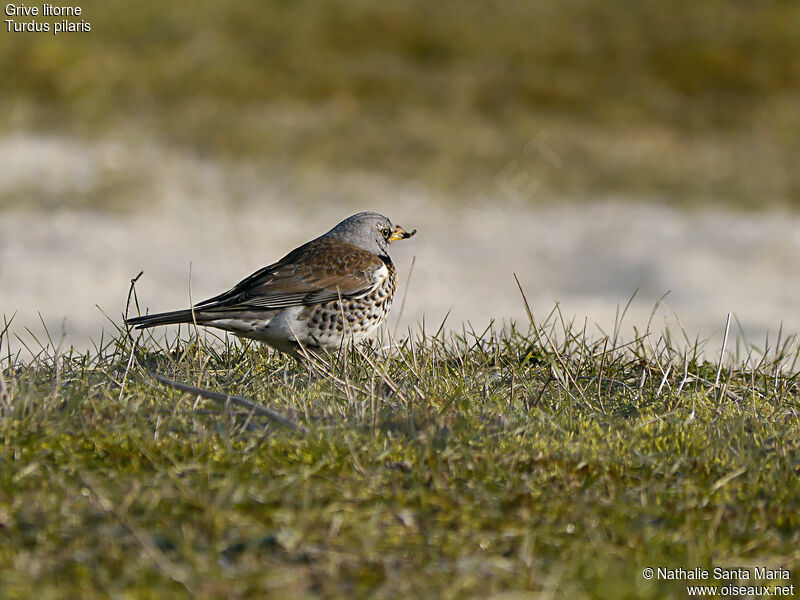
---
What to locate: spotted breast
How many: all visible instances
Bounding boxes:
[299,259,398,348]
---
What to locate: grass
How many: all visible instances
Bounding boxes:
[1,0,799,207]
[2,295,800,598]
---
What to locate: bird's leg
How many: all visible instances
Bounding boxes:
[287,343,328,386]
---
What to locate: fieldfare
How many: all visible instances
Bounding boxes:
[125,212,416,355]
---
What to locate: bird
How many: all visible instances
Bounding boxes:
[125,212,416,356]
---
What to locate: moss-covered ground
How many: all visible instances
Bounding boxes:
[2,303,799,598]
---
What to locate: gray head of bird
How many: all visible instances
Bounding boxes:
[323,211,417,256]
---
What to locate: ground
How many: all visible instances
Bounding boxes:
[1,314,799,598]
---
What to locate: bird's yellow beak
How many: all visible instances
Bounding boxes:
[388,225,417,243]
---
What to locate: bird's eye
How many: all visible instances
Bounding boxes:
[382,227,391,237]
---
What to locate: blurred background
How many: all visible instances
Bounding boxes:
[1,0,799,354]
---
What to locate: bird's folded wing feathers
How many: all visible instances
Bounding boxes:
[194,239,385,312]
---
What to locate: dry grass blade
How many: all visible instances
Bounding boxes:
[80,474,193,592]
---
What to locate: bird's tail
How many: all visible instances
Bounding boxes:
[125,309,197,329]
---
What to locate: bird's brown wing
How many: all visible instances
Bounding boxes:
[194,238,387,312]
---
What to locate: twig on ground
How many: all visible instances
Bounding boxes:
[153,373,307,433]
